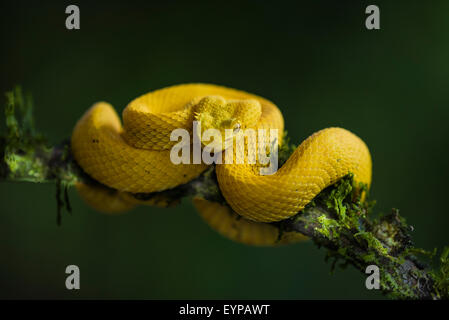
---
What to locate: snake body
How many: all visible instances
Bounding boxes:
[72,84,372,245]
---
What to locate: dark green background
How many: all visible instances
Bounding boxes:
[0,0,448,299]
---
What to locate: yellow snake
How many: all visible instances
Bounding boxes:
[71,84,372,246]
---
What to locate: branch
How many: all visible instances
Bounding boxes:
[1,87,448,299]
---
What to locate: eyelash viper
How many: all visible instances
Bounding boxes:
[71,83,372,246]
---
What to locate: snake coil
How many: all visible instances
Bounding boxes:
[72,84,372,246]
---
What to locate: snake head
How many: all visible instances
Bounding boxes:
[193,95,262,151]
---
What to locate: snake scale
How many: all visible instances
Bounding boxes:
[72,84,372,246]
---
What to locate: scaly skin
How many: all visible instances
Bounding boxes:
[71,83,372,244]
[193,197,307,246]
[217,127,372,222]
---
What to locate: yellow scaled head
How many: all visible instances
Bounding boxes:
[193,95,262,151]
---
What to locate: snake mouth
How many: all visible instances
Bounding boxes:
[191,94,259,153]
[193,107,243,153]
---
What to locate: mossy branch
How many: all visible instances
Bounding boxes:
[1,87,448,299]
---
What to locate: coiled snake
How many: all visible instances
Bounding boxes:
[72,84,372,246]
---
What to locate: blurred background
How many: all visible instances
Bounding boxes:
[0,0,448,299]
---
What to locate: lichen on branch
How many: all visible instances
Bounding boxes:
[1,86,448,299]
